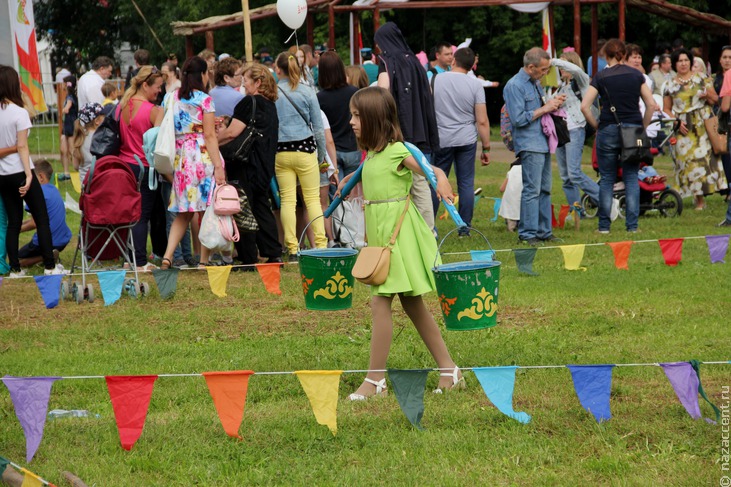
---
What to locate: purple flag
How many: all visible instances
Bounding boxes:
[567,365,615,423]
[705,235,729,264]
[660,362,702,419]
[33,275,63,309]
[2,376,60,462]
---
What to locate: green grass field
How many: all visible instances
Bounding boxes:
[0,149,729,486]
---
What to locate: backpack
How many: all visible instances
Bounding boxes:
[213,184,241,216]
[500,104,514,152]
[90,105,121,157]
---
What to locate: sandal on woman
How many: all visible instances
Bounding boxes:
[433,367,466,394]
[348,378,387,401]
[160,257,173,270]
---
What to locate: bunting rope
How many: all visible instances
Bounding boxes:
[1,457,54,486]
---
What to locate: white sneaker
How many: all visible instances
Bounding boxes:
[45,264,69,276]
[8,269,27,278]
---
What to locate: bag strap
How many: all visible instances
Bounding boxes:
[277,86,311,130]
[217,215,240,243]
[595,70,622,126]
[247,95,258,127]
[570,78,583,102]
[388,195,412,247]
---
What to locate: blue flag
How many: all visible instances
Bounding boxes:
[567,365,615,423]
[470,250,494,262]
[33,275,63,309]
[97,271,126,306]
[491,198,502,222]
[473,367,531,424]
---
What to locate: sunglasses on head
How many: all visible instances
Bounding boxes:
[141,66,159,85]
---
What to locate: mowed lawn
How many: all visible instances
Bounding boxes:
[0,146,729,486]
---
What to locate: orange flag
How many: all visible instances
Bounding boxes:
[606,241,633,270]
[658,238,684,266]
[256,263,282,295]
[202,371,254,439]
[557,204,570,229]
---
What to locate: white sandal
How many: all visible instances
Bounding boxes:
[348,377,387,401]
[433,367,466,394]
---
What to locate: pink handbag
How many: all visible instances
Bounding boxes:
[213,184,241,216]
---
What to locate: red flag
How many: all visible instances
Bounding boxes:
[202,371,254,439]
[256,263,282,295]
[551,204,558,228]
[658,238,684,266]
[557,204,570,229]
[606,241,633,270]
[105,375,158,450]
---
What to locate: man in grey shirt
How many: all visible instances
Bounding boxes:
[431,47,491,235]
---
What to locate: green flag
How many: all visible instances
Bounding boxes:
[152,268,179,299]
[0,456,9,476]
[388,369,429,430]
[514,248,539,276]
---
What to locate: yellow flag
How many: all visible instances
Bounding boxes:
[70,172,82,193]
[560,244,587,271]
[295,370,342,436]
[20,469,42,487]
[206,265,232,297]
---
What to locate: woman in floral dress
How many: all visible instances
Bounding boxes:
[160,56,226,269]
[663,49,727,210]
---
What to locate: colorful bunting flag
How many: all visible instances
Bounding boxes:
[606,241,633,270]
[64,192,81,214]
[0,456,8,476]
[470,250,494,262]
[202,371,254,439]
[1,376,60,462]
[660,362,704,421]
[473,367,531,424]
[560,244,586,271]
[206,265,232,297]
[96,270,126,306]
[567,365,614,423]
[705,234,729,264]
[33,275,63,309]
[658,238,684,266]
[690,359,721,423]
[105,375,158,450]
[0,277,3,289]
[474,195,481,206]
[551,204,558,228]
[491,198,501,222]
[70,172,81,193]
[514,248,538,276]
[256,263,282,295]
[557,204,570,229]
[388,369,429,430]
[20,468,42,487]
[295,370,342,436]
[152,268,179,299]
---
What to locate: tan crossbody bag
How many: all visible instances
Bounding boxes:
[352,195,411,286]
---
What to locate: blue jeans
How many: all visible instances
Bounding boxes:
[596,124,640,232]
[336,150,362,179]
[555,128,599,205]
[518,151,552,240]
[160,181,192,261]
[430,143,477,230]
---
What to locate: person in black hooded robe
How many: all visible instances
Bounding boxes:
[374,22,439,231]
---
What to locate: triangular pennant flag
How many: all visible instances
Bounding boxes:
[388,369,429,430]
[658,238,684,266]
[0,277,3,289]
[70,172,81,193]
[202,371,254,439]
[606,241,633,270]
[660,362,703,420]
[256,263,282,295]
[1,376,60,462]
[0,456,8,476]
[96,270,126,306]
[473,367,531,424]
[20,468,42,487]
[295,370,342,436]
[64,192,81,214]
[567,365,614,423]
[557,204,570,228]
[105,375,158,450]
[559,244,586,271]
[53,173,59,189]
[474,194,481,205]
[705,234,729,264]
[551,203,558,228]
[470,250,494,262]
[690,360,721,423]
[152,268,179,299]
[206,265,232,297]
[33,275,63,309]
[513,248,538,276]
[491,198,501,222]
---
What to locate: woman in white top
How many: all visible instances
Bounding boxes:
[0,65,62,276]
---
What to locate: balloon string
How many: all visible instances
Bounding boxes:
[285,29,297,44]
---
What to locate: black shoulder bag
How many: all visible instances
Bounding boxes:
[220,96,263,165]
[90,104,121,157]
[597,73,652,165]
[535,82,570,148]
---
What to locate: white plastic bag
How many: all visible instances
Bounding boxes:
[332,196,366,248]
[199,205,231,251]
[153,94,176,175]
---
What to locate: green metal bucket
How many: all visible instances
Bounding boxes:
[299,248,358,311]
[433,228,500,331]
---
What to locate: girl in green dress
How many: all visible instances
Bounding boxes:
[338,87,464,400]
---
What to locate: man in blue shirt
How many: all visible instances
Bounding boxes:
[503,47,566,246]
[427,41,453,81]
[19,160,72,267]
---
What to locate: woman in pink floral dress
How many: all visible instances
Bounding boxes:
[160,56,226,269]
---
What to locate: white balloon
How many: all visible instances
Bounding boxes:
[276,0,308,30]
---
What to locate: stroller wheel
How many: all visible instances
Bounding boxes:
[86,284,95,303]
[658,189,683,217]
[617,195,626,220]
[581,194,598,218]
[73,283,84,304]
[139,282,150,297]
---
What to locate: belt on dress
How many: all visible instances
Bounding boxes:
[363,195,408,205]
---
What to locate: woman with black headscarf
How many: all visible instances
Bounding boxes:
[375,22,439,231]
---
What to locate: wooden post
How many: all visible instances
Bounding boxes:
[328,3,335,48]
[205,31,214,52]
[618,0,626,41]
[185,36,194,59]
[548,4,555,56]
[241,0,253,62]
[307,12,315,47]
[573,0,581,57]
[373,8,380,60]
[353,13,361,64]
[591,4,598,76]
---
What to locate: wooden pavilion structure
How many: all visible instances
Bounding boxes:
[171,0,731,71]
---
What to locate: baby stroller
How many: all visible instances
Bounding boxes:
[582,117,683,219]
[62,156,150,304]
